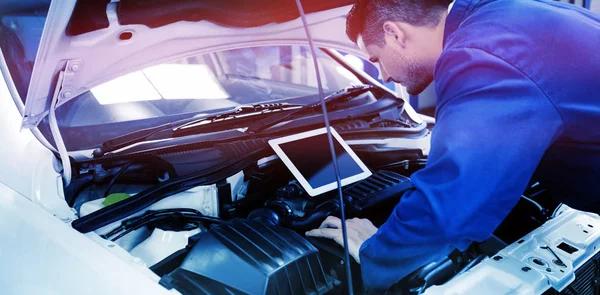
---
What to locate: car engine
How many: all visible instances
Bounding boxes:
[65,137,557,295]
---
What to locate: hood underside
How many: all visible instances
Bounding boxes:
[22,0,359,128]
[67,0,355,36]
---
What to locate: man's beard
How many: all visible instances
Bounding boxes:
[401,56,434,95]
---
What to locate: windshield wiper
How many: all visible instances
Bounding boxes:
[246,84,378,134]
[94,103,303,157]
[94,85,377,157]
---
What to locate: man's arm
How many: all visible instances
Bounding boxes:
[360,47,564,291]
[311,47,565,292]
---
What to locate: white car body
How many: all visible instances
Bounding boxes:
[0,61,173,295]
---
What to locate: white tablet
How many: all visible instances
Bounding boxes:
[268,127,372,196]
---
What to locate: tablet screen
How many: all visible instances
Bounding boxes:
[268,128,371,196]
[278,133,364,188]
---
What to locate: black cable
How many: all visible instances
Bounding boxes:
[102,156,179,199]
[104,209,209,238]
[111,227,136,242]
[103,208,224,241]
[102,209,197,239]
[294,1,354,293]
[103,161,136,199]
[101,225,126,239]
[68,180,97,207]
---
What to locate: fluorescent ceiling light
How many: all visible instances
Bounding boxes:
[91,71,161,105]
[92,64,229,105]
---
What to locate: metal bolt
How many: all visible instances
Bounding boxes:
[546,267,552,272]
[62,91,72,98]
[60,216,72,223]
[92,148,103,157]
[132,257,143,265]
[70,63,81,72]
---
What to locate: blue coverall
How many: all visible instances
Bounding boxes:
[359,0,600,291]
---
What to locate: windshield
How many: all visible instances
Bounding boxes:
[44,45,361,150]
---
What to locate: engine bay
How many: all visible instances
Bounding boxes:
[64,133,567,294]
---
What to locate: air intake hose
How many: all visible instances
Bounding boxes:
[249,199,340,231]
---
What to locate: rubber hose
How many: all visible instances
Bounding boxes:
[289,200,340,230]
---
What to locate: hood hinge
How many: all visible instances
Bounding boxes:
[20,59,84,130]
[56,59,84,106]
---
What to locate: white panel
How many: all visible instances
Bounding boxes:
[0,182,177,295]
[424,206,600,295]
[0,53,75,220]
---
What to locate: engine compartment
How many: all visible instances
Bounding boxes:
[65,139,560,294]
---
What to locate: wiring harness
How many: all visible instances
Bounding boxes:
[101,208,223,242]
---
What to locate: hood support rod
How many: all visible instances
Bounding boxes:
[48,71,72,187]
[295,0,354,293]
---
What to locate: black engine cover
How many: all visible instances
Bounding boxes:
[159,219,335,295]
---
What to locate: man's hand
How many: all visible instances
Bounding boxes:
[305,216,378,263]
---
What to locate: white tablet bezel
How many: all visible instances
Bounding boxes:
[268,127,372,196]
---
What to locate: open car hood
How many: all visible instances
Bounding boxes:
[22,0,359,128]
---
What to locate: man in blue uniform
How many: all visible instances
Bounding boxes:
[306,0,600,292]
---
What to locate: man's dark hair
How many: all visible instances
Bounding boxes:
[347,0,450,46]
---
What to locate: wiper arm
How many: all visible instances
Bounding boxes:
[94,103,302,157]
[173,103,303,133]
[93,122,175,157]
[246,84,378,134]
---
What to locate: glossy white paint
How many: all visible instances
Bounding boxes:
[0,50,75,221]
[0,43,57,152]
[0,182,177,295]
[131,228,202,267]
[1,47,176,294]
[424,205,600,295]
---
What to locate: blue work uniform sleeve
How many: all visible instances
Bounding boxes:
[359,47,564,292]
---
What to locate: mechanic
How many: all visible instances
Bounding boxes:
[306,0,600,292]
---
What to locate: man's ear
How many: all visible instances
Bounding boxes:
[382,21,406,48]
